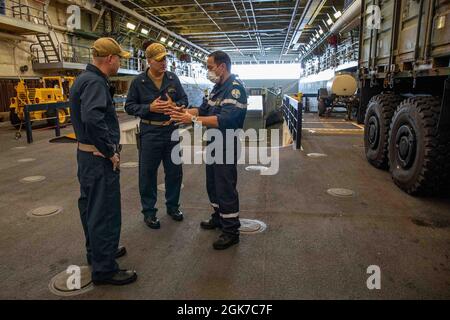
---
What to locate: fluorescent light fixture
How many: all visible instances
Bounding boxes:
[160,36,167,43]
[126,22,136,30]
[315,33,320,39]
[326,14,333,25]
[168,40,174,47]
[174,43,180,48]
[180,46,185,51]
[334,10,342,19]
[141,28,148,35]
[186,49,190,53]
[319,28,324,35]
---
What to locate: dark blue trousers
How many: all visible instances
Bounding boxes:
[138,123,182,218]
[77,150,121,281]
[205,137,241,235]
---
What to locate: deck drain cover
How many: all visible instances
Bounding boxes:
[18,158,36,163]
[327,188,355,197]
[158,183,184,191]
[121,162,138,168]
[49,266,93,297]
[245,165,268,172]
[307,153,327,158]
[240,219,267,234]
[21,176,46,183]
[28,206,62,217]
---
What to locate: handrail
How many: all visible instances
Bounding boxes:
[282,94,303,149]
[6,0,46,25]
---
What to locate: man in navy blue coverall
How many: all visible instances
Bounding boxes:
[169,51,247,250]
[125,43,188,229]
[70,38,137,285]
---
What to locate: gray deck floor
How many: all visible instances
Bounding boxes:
[0,113,449,299]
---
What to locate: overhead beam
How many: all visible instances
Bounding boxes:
[101,0,209,54]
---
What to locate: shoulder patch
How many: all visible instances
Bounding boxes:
[231,88,241,99]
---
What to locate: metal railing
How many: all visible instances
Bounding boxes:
[302,39,359,77]
[2,0,46,24]
[282,95,303,149]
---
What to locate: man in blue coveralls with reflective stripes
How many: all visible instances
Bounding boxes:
[170,51,247,250]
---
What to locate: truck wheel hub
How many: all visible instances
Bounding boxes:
[396,125,416,169]
[368,115,379,149]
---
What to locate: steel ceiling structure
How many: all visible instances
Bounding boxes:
[114,0,348,63]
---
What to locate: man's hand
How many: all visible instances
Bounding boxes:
[170,109,193,125]
[165,104,186,116]
[109,153,120,172]
[165,93,177,109]
[150,96,170,114]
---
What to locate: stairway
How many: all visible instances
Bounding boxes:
[36,33,60,63]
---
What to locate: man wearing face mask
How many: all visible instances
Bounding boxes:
[70,37,137,285]
[170,51,247,250]
[125,43,188,229]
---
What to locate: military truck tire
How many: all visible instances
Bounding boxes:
[388,96,450,196]
[364,93,403,169]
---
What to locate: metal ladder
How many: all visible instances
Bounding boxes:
[36,33,60,63]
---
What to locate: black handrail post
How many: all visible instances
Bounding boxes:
[24,105,32,143]
[296,102,303,149]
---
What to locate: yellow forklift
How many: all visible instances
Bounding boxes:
[9,76,74,129]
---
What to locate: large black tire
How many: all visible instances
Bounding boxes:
[10,109,21,129]
[388,96,450,196]
[364,93,403,169]
[318,99,326,116]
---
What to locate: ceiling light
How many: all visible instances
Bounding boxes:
[186,49,190,53]
[334,11,342,19]
[315,33,320,39]
[168,40,174,47]
[160,36,167,43]
[318,29,324,35]
[326,14,333,25]
[180,46,185,51]
[140,28,148,35]
[126,22,136,30]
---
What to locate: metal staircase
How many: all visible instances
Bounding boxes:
[35,33,60,63]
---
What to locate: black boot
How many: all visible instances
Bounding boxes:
[144,216,160,229]
[200,218,221,230]
[213,233,239,250]
[167,209,183,221]
[92,269,137,286]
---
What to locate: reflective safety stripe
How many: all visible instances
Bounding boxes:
[207,99,216,107]
[210,203,219,208]
[221,99,247,109]
[220,212,239,218]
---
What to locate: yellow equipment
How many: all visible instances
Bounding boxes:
[9,76,74,128]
